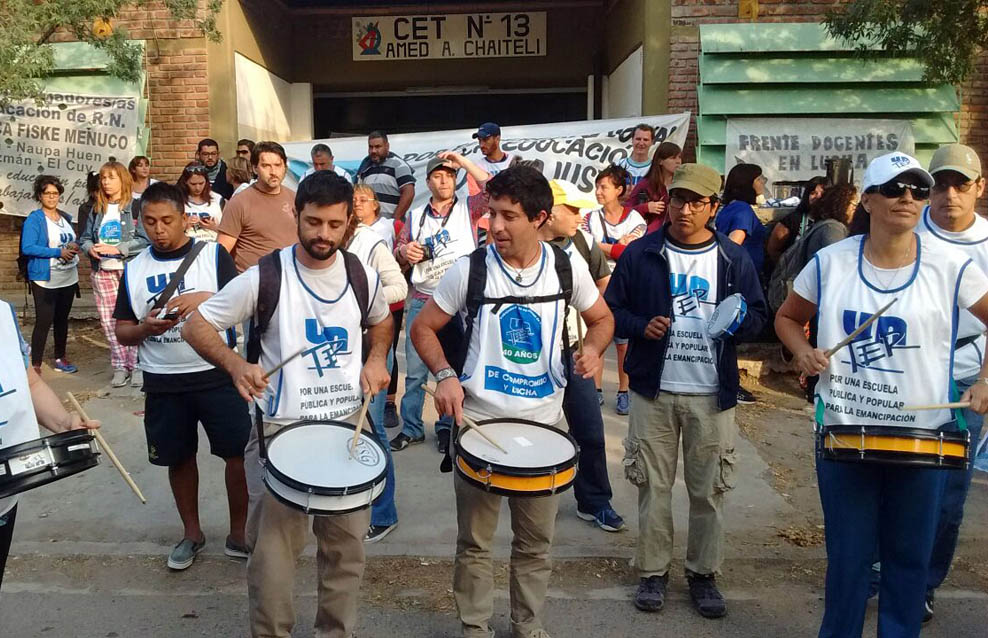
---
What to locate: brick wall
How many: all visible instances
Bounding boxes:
[1,3,208,309]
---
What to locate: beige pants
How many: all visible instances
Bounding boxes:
[245,413,371,638]
[625,391,737,578]
[452,428,564,638]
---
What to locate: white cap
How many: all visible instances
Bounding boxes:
[861,152,934,192]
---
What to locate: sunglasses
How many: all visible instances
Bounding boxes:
[186,165,209,175]
[932,177,979,193]
[872,181,930,200]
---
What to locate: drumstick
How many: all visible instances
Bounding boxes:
[421,385,509,454]
[66,392,146,504]
[823,298,898,358]
[263,346,309,378]
[901,402,971,411]
[348,393,372,458]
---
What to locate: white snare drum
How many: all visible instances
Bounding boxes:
[263,420,387,515]
[707,293,747,340]
[455,418,579,497]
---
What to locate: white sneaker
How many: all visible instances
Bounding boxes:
[111,368,130,387]
[130,369,144,388]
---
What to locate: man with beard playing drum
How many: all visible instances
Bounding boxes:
[183,171,392,638]
[411,165,614,638]
[776,151,988,637]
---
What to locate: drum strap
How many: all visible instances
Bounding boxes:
[150,240,207,310]
[254,405,268,459]
[246,248,371,365]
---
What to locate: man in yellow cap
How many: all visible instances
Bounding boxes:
[540,179,626,533]
[604,163,767,619]
[916,143,986,623]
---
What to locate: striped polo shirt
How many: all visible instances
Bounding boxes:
[356,152,416,219]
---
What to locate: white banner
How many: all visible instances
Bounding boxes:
[283,113,691,210]
[0,92,140,217]
[353,12,547,61]
[725,117,915,185]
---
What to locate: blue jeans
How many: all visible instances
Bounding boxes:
[816,457,944,638]
[368,350,398,527]
[927,376,984,590]
[562,352,613,513]
[400,296,452,439]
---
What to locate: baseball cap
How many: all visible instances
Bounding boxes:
[549,179,597,210]
[861,152,934,192]
[929,143,982,180]
[426,157,457,176]
[472,122,501,139]
[669,164,722,197]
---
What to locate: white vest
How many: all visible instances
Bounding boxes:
[460,244,568,424]
[186,192,224,242]
[409,199,475,296]
[918,207,988,381]
[814,235,968,430]
[257,247,365,423]
[348,225,387,264]
[124,241,227,375]
[0,303,41,515]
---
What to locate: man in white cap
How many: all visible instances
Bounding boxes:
[916,143,986,622]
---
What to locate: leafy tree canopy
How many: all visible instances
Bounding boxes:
[0,0,223,105]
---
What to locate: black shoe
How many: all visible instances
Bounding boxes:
[923,590,934,623]
[365,523,398,544]
[390,432,424,451]
[687,572,727,618]
[384,401,399,428]
[737,387,756,405]
[437,429,450,455]
[634,574,667,612]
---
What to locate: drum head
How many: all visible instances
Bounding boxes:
[267,422,386,494]
[708,293,744,336]
[458,421,576,469]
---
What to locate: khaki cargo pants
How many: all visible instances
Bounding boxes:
[624,391,737,577]
[452,420,566,638]
[244,411,371,638]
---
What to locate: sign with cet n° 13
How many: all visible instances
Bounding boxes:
[352,12,547,61]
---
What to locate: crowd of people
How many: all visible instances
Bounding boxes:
[4,117,987,638]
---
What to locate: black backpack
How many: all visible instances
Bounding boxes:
[245,248,371,365]
[17,211,74,284]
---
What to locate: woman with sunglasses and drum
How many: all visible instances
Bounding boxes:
[177,162,224,242]
[775,152,988,637]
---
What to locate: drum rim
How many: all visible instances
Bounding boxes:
[709,293,747,336]
[265,420,387,496]
[0,429,95,459]
[455,417,579,476]
[819,448,968,469]
[820,424,970,442]
[264,472,385,516]
[0,455,100,500]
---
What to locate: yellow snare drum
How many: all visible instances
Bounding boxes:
[819,425,969,469]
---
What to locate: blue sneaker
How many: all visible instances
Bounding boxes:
[616,391,630,415]
[577,506,625,532]
[53,358,78,373]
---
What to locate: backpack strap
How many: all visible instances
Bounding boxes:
[341,249,370,331]
[246,249,283,365]
[548,243,574,375]
[569,230,592,265]
[457,246,490,374]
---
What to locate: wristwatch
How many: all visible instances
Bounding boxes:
[435,367,458,383]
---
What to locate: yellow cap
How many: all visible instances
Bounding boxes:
[549,179,597,209]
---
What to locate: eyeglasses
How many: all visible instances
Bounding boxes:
[198,151,218,158]
[932,177,979,193]
[353,197,375,205]
[873,181,930,200]
[669,196,713,212]
[41,190,60,197]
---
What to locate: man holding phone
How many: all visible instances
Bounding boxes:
[113,182,250,571]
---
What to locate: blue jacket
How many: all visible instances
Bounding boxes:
[21,209,75,282]
[604,224,768,410]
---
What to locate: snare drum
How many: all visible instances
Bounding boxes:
[454,418,579,497]
[263,420,387,515]
[707,293,747,340]
[818,425,970,469]
[0,430,100,499]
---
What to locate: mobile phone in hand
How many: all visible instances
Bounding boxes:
[162,312,180,321]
